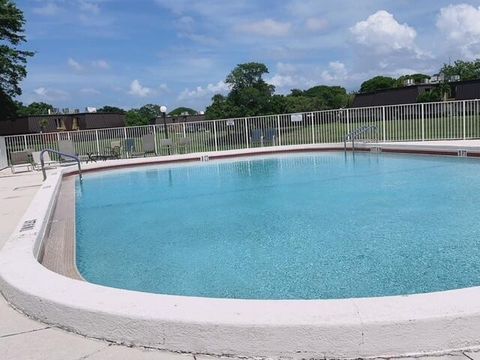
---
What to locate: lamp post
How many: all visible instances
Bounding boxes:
[160,105,169,155]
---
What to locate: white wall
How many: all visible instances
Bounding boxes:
[0,137,8,170]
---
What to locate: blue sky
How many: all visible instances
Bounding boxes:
[15,0,480,111]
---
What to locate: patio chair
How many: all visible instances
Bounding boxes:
[142,133,157,157]
[250,128,263,146]
[108,140,122,159]
[263,128,277,146]
[159,138,173,154]
[10,150,33,174]
[177,137,191,154]
[124,138,136,158]
[31,151,58,170]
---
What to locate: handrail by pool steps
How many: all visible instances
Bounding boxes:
[40,149,82,182]
[344,125,378,153]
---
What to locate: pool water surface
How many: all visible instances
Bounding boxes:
[76,152,480,299]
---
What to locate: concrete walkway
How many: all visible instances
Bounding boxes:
[1,153,480,359]
[0,168,194,359]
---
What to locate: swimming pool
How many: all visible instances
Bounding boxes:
[76,152,480,300]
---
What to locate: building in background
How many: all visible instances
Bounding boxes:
[353,79,480,108]
[0,112,125,136]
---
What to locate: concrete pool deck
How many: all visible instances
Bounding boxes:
[3,142,480,359]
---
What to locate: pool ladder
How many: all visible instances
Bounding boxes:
[344,126,378,153]
[40,149,82,182]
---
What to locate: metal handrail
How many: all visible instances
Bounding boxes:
[344,125,378,153]
[40,149,82,182]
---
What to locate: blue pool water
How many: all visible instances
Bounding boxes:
[76,152,480,299]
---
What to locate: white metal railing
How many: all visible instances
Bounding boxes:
[3,99,480,165]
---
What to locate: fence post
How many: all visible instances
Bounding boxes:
[463,100,466,140]
[183,123,186,138]
[95,130,100,154]
[311,112,315,144]
[421,103,425,141]
[123,127,127,140]
[346,109,350,135]
[213,120,218,152]
[277,115,282,146]
[382,106,386,142]
[23,135,27,150]
[152,125,158,154]
[244,118,249,148]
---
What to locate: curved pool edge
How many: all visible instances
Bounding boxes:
[2,144,480,359]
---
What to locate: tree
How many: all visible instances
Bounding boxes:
[205,62,275,119]
[38,118,49,132]
[169,107,198,116]
[0,0,34,120]
[359,76,396,93]
[440,59,480,81]
[302,85,350,109]
[0,90,18,120]
[289,89,304,97]
[417,90,442,103]
[205,95,237,120]
[138,104,162,122]
[226,62,273,93]
[97,105,126,114]
[125,109,149,126]
[16,102,53,116]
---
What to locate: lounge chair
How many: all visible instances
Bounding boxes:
[177,137,191,154]
[142,133,156,157]
[10,150,33,173]
[31,151,57,170]
[159,138,173,154]
[264,128,277,146]
[250,129,263,146]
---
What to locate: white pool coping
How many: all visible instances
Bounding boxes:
[2,143,480,359]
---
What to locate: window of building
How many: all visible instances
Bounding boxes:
[55,118,66,130]
[72,117,79,130]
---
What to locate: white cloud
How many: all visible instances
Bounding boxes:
[173,15,219,46]
[267,62,317,92]
[79,0,100,15]
[33,87,69,101]
[32,2,60,16]
[305,18,328,32]
[68,58,84,72]
[350,10,417,54]
[437,4,480,59]
[158,84,169,93]
[276,62,297,74]
[268,74,297,88]
[348,10,432,75]
[91,59,110,70]
[178,81,229,100]
[128,80,152,97]
[321,61,348,82]
[235,19,291,37]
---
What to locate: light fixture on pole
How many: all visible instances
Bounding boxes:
[160,105,170,155]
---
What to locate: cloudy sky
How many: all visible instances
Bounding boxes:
[15,0,480,111]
